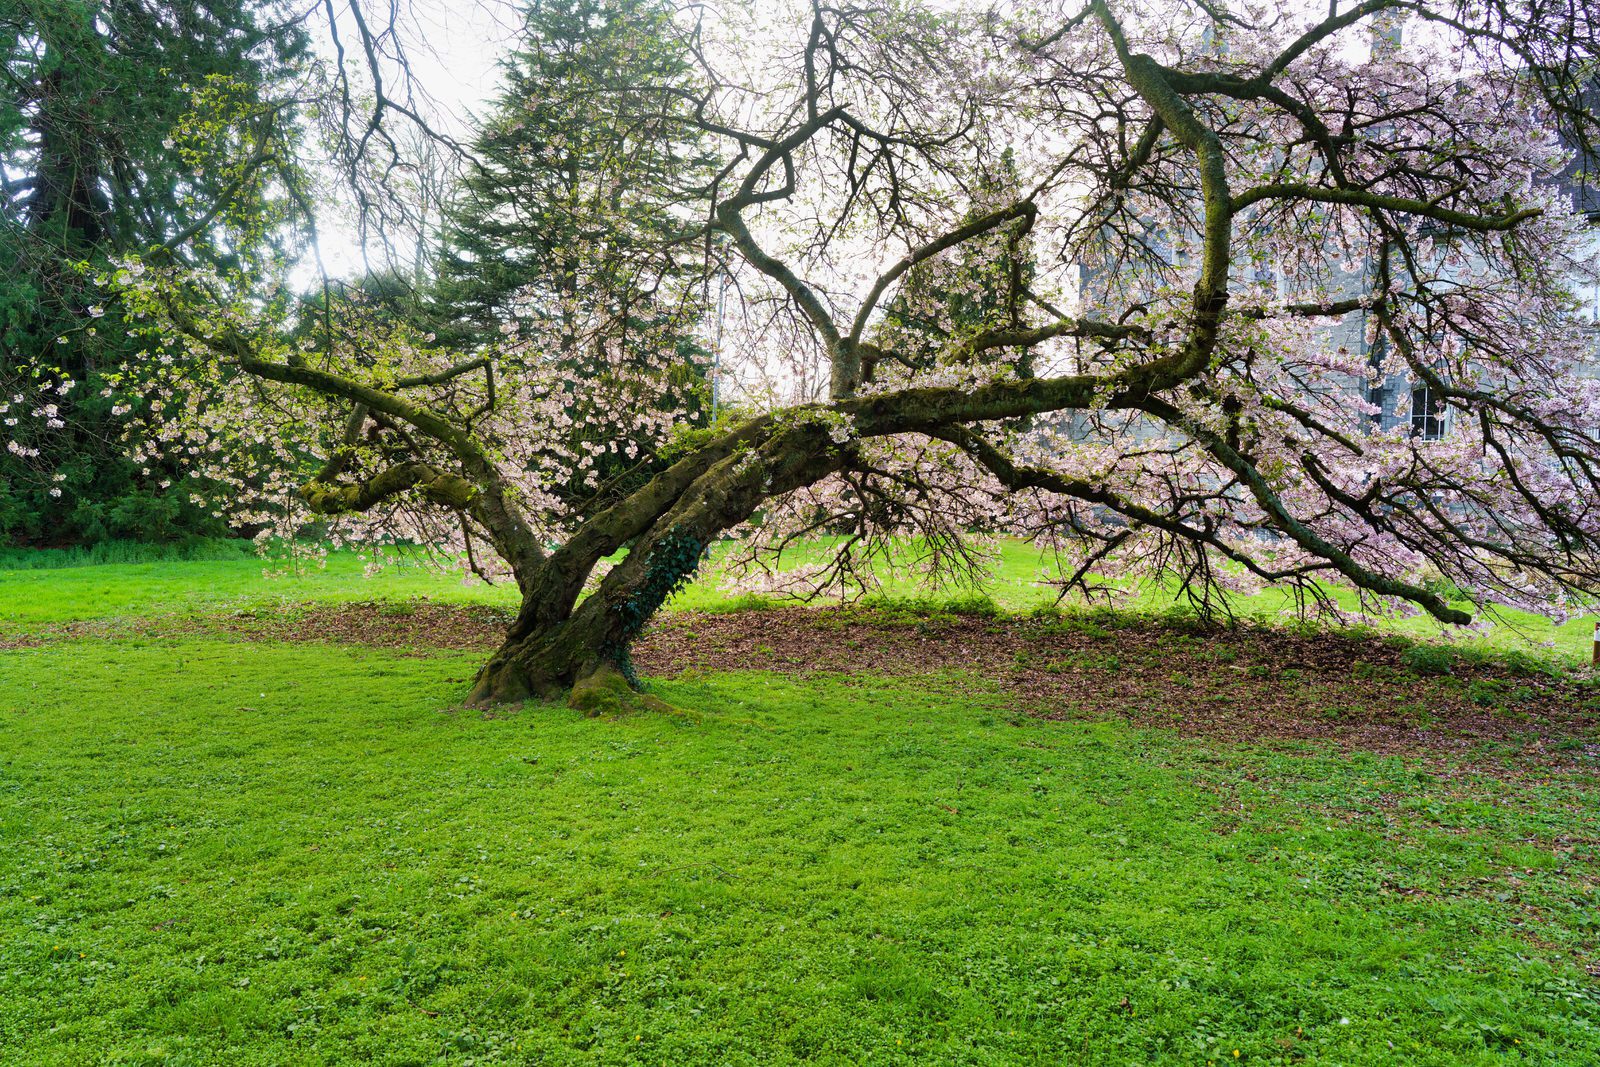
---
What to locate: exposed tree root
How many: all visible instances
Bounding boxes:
[566,662,685,718]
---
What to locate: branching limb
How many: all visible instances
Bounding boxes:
[302,461,478,515]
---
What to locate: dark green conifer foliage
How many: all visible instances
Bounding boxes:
[429,0,719,510]
[1,1,304,543]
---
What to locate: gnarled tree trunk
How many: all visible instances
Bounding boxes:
[466,422,841,705]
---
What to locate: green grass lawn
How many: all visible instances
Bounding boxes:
[3,539,1595,662]
[3,552,1599,1063]
[2,636,1598,1065]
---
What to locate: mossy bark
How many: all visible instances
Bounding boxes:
[466,423,840,706]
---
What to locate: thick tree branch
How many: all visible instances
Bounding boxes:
[1232,184,1541,231]
[302,460,478,515]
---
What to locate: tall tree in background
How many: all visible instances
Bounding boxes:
[0,0,303,543]
[430,0,720,510]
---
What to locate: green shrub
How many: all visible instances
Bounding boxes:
[1352,659,1397,682]
[1420,573,1472,604]
[860,592,998,618]
[1159,603,1214,634]
[943,593,1000,617]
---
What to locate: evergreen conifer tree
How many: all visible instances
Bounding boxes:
[1,0,305,542]
[430,0,718,509]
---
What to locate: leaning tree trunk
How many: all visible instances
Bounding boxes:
[465,422,842,706]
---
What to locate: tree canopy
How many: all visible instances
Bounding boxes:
[7,0,1600,703]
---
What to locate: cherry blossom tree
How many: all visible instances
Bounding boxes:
[48,0,1600,703]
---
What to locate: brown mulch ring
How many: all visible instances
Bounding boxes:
[637,608,1600,775]
[5,601,1599,774]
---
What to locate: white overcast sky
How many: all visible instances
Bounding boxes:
[309,0,523,276]
[383,0,521,133]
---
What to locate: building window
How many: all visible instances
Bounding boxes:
[1411,381,1447,440]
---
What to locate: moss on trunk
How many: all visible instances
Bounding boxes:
[466,422,842,706]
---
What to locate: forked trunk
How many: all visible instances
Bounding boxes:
[465,523,716,705]
[466,423,841,706]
